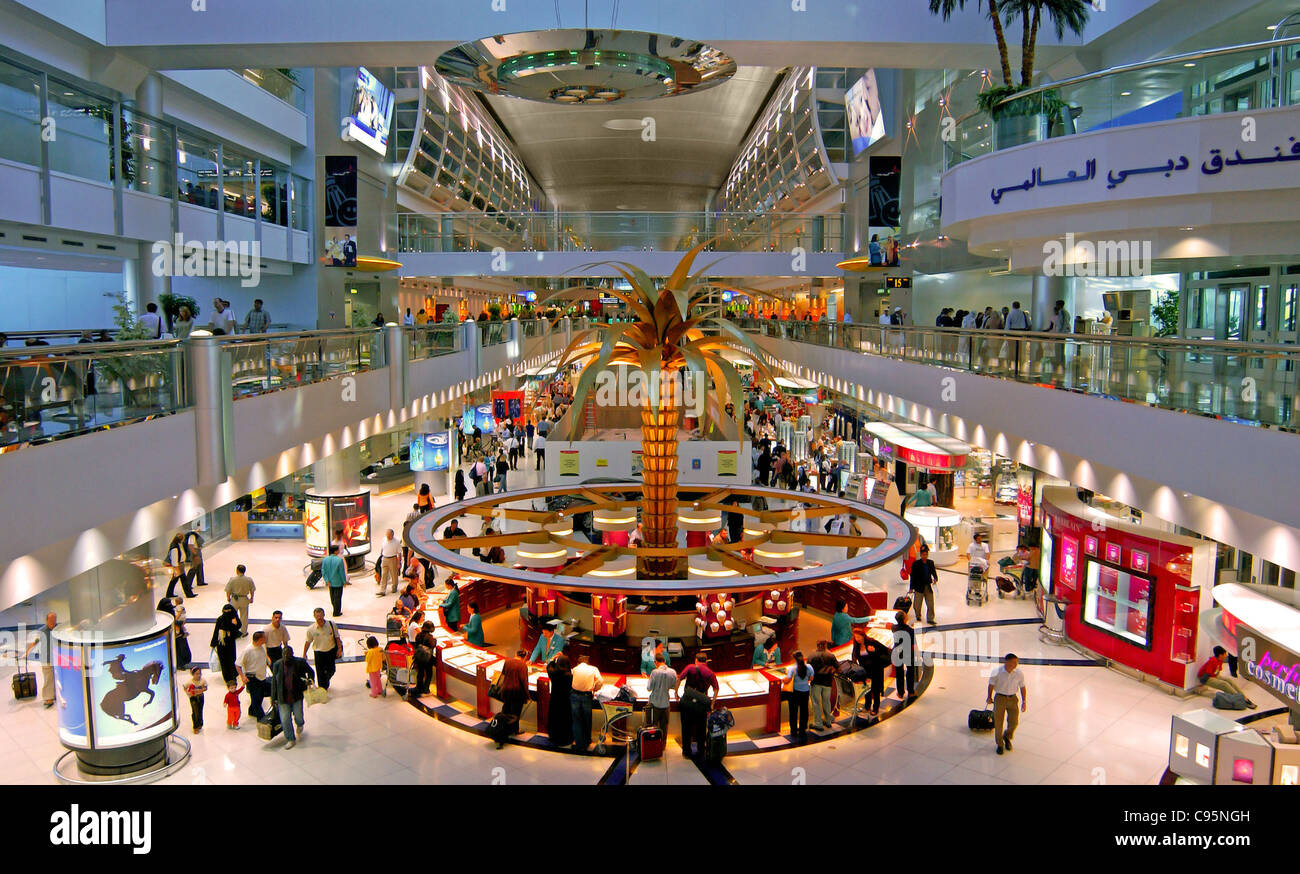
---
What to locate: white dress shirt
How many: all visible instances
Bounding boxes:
[989,665,1025,697]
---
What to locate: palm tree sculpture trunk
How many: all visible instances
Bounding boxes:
[639,371,681,578]
[988,0,1014,85]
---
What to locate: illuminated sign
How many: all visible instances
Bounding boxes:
[1237,623,1300,710]
[885,276,912,289]
[410,432,450,472]
[304,495,329,557]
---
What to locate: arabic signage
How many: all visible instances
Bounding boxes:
[1236,623,1300,712]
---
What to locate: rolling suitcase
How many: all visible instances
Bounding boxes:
[968,707,995,731]
[705,728,728,764]
[638,726,666,761]
[305,566,322,589]
[12,656,36,701]
[257,708,283,740]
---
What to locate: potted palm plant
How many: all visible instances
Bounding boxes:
[541,243,775,578]
[930,0,1090,143]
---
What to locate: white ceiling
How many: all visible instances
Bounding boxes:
[484,66,781,213]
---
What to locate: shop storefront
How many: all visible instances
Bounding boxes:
[1040,486,1216,690]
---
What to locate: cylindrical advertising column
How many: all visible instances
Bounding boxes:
[52,559,183,780]
[188,331,233,487]
[307,444,370,571]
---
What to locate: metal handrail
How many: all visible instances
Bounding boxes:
[730,317,1300,355]
[0,338,182,359]
[950,33,1300,127]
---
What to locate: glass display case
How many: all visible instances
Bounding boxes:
[903,506,962,565]
[1082,561,1155,649]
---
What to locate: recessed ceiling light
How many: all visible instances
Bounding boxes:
[1184,62,1196,67]
[1181,226,1194,231]
[601,118,644,131]
[1120,91,1132,96]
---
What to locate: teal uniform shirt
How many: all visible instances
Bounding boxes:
[641,649,671,676]
[753,641,780,668]
[830,610,871,647]
[465,612,484,647]
[442,584,461,626]
[530,632,564,663]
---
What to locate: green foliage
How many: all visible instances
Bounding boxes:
[440,307,459,323]
[158,293,200,330]
[98,292,168,407]
[978,84,1067,122]
[1151,289,1181,338]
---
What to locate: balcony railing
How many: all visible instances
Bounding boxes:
[395,210,844,255]
[945,34,1300,169]
[236,68,307,112]
[733,317,1300,432]
[0,326,465,450]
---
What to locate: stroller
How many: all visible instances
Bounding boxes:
[966,561,989,606]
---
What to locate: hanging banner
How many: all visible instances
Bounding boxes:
[410,431,451,472]
[558,450,581,476]
[492,390,525,423]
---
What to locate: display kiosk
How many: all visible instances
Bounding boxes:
[1040,487,1216,690]
[903,506,961,565]
[304,488,371,571]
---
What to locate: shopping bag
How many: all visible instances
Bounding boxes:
[304,685,328,707]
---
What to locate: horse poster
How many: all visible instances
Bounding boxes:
[87,633,175,746]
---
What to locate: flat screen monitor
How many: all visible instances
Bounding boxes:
[1082,560,1155,649]
[1039,533,1054,594]
[845,70,886,155]
[345,67,394,156]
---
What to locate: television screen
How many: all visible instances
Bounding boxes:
[845,70,885,155]
[1082,561,1155,649]
[345,67,394,156]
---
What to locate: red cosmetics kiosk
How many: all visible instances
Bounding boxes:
[1039,487,1216,690]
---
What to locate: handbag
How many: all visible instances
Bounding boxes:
[330,621,344,657]
[304,685,328,707]
[488,674,504,701]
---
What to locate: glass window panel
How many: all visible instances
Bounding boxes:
[47,86,114,183]
[0,61,43,167]
[177,131,221,209]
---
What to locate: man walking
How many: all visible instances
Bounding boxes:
[182,528,207,588]
[322,544,346,617]
[243,298,271,334]
[303,608,341,694]
[378,529,401,597]
[269,644,314,749]
[23,612,57,709]
[224,565,256,636]
[534,432,546,470]
[238,631,272,720]
[263,611,290,665]
[987,652,1028,755]
[892,611,918,700]
[908,544,939,625]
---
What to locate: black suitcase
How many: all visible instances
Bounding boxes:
[893,595,913,614]
[257,708,283,740]
[837,659,867,683]
[12,657,36,701]
[487,712,518,744]
[968,707,995,731]
[305,566,322,589]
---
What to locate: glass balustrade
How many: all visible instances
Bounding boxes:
[946,36,1300,169]
[396,211,844,254]
[222,329,385,398]
[732,317,1300,431]
[0,341,187,448]
[407,324,458,361]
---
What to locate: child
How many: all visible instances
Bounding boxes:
[365,636,386,698]
[223,679,245,729]
[184,667,207,733]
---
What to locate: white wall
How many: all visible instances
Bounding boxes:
[0,264,123,334]
[910,271,1033,326]
[169,268,320,330]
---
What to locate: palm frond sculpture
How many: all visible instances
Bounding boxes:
[540,242,777,578]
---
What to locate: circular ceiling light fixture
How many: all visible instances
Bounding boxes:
[434,28,737,104]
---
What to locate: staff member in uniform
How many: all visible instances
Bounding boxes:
[224,565,256,636]
[529,623,564,664]
[986,652,1028,755]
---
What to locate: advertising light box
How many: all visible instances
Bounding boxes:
[304,494,330,557]
[410,432,451,472]
[330,493,372,556]
[87,630,177,749]
[54,639,88,748]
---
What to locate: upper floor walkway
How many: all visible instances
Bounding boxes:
[5,309,1300,607]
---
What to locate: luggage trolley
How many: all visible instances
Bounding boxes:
[594,689,639,755]
[966,561,989,606]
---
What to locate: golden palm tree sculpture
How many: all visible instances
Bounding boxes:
[541,242,776,578]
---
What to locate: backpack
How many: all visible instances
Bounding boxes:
[1213,691,1249,711]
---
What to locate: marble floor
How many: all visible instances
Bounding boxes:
[0,459,1217,785]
